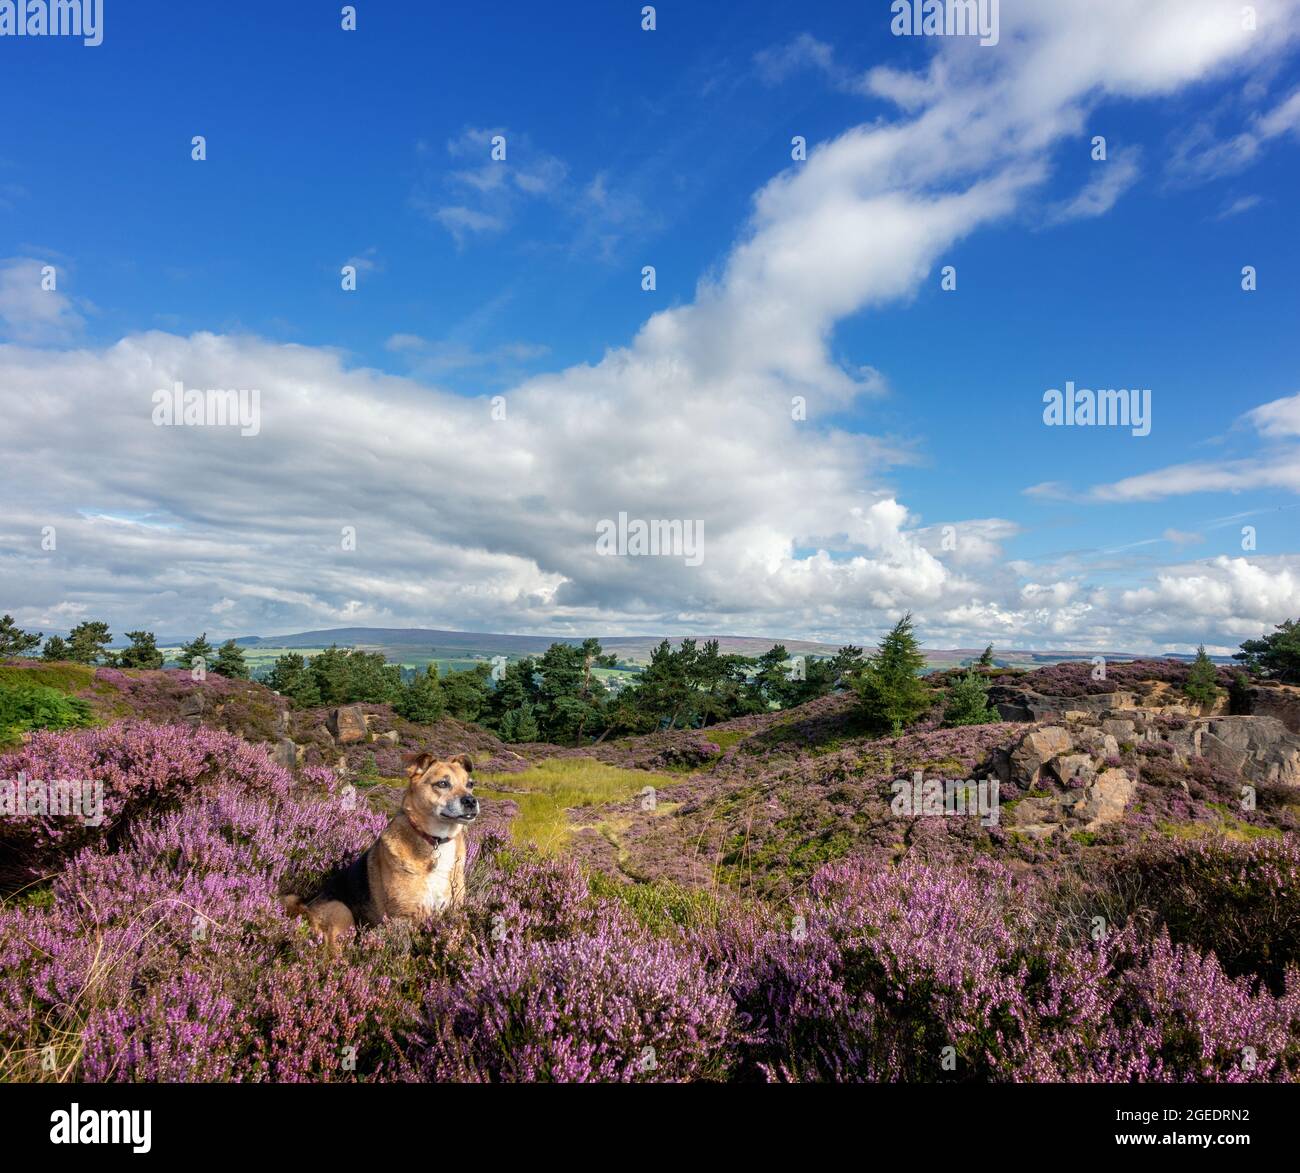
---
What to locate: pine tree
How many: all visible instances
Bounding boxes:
[977,644,995,668]
[213,640,250,679]
[179,633,216,672]
[278,656,322,707]
[440,664,492,722]
[66,621,112,665]
[500,702,540,743]
[41,635,69,662]
[1184,645,1220,707]
[855,613,932,735]
[751,644,794,709]
[118,630,165,670]
[396,665,445,724]
[943,669,996,726]
[1233,619,1300,684]
[0,615,42,659]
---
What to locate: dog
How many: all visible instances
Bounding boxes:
[282,751,479,948]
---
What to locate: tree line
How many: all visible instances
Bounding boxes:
[0,618,249,677]
[3,613,1298,746]
[262,637,869,744]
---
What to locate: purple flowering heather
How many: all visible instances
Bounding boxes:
[2,720,1297,1083]
[0,773,392,1081]
[0,721,294,875]
[421,913,737,1082]
[710,855,1300,1083]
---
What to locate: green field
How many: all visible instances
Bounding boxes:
[152,630,1214,686]
[159,644,499,679]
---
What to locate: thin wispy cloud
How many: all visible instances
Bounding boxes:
[1046,148,1142,224]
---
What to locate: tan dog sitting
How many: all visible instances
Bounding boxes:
[283,751,479,948]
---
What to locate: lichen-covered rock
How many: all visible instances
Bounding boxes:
[1004,796,1065,839]
[271,738,299,768]
[1046,752,1095,787]
[1072,726,1120,759]
[1194,716,1300,786]
[327,704,368,745]
[1075,768,1136,830]
[1009,726,1072,783]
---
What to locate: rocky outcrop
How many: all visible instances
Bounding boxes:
[1077,768,1136,830]
[178,691,206,728]
[1008,726,1073,783]
[1195,715,1300,786]
[271,738,304,769]
[993,681,1235,724]
[327,705,368,745]
[1237,683,1300,734]
[994,690,1138,722]
[997,704,1300,839]
[1003,767,1137,839]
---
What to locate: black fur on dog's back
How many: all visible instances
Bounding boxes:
[282,848,372,926]
[317,847,372,918]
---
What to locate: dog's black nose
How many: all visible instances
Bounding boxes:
[464,795,479,811]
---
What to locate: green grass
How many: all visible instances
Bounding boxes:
[586,871,723,933]
[0,663,95,693]
[704,728,750,752]
[917,756,967,776]
[1158,809,1282,843]
[478,758,679,854]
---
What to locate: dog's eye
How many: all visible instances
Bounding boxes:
[436,778,451,789]
[466,779,475,790]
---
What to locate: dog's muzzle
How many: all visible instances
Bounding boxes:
[448,795,479,822]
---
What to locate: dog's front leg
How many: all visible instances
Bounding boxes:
[448,837,467,912]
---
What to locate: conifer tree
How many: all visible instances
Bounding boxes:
[943,668,996,726]
[213,640,250,679]
[179,632,216,672]
[1184,645,1220,707]
[855,613,931,734]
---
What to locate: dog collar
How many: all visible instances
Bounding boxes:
[408,820,449,848]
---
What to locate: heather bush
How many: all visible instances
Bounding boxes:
[0,770,737,1083]
[0,781,400,1081]
[0,721,293,877]
[420,912,737,1082]
[91,667,291,742]
[717,858,1116,1081]
[998,657,1236,698]
[710,855,1300,1083]
[1091,928,1300,1082]
[3,720,1297,1084]
[553,727,722,772]
[468,849,599,942]
[1102,837,1300,993]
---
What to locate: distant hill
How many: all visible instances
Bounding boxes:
[222,626,1237,671]
[230,627,845,665]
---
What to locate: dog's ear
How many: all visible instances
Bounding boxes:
[450,752,475,773]
[402,750,435,779]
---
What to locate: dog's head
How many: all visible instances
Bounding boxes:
[401,751,479,829]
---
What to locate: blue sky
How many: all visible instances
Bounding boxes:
[2,0,1300,652]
